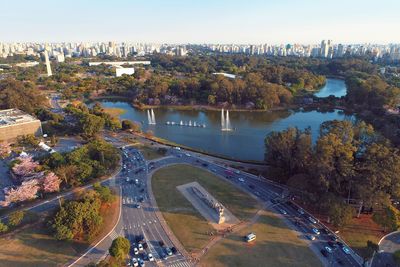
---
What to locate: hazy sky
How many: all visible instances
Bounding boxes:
[1,0,399,44]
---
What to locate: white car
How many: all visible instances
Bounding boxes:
[342,246,351,254]
[279,209,287,215]
[138,243,143,251]
[308,216,317,224]
[234,170,240,174]
[312,228,320,235]
[307,234,315,240]
[148,253,154,261]
[133,247,139,255]
[325,246,333,253]
[132,258,138,267]
[238,178,245,182]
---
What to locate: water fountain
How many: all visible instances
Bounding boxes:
[221,109,232,131]
[148,109,156,125]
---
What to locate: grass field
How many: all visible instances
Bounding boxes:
[201,209,322,267]
[152,164,259,252]
[136,144,166,160]
[339,214,383,258]
[103,107,126,117]
[0,192,120,267]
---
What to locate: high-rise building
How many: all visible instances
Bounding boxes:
[44,50,52,76]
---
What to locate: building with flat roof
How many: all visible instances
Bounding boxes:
[115,66,135,77]
[0,109,42,141]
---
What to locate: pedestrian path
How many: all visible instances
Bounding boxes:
[166,259,192,267]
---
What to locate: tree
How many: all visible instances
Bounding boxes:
[121,119,141,132]
[2,179,40,207]
[41,172,61,193]
[93,183,114,203]
[80,114,105,139]
[109,237,130,261]
[328,202,354,228]
[8,210,25,227]
[0,222,8,233]
[364,240,379,261]
[11,156,39,178]
[373,205,400,232]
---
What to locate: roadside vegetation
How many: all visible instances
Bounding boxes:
[0,184,119,267]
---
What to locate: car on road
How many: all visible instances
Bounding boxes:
[320,228,329,235]
[160,251,167,260]
[298,208,305,215]
[312,228,320,235]
[342,246,351,254]
[134,247,139,255]
[325,246,333,253]
[171,246,177,254]
[211,168,217,172]
[234,170,240,174]
[307,234,315,240]
[158,240,165,247]
[136,234,144,242]
[328,241,337,248]
[132,258,138,267]
[308,216,317,224]
[248,184,255,189]
[328,234,338,242]
[271,198,278,204]
[279,209,287,215]
[148,253,154,261]
[320,249,328,257]
[185,153,191,157]
[138,243,143,251]
[336,241,344,247]
[134,203,141,208]
[138,258,144,267]
[165,247,173,256]
[238,177,244,182]
[202,163,208,167]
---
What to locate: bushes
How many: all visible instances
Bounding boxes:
[109,237,130,261]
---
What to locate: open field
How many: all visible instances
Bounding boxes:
[201,209,323,267]
[152,164,259,253]
[135,144,166,160]
[0,191,120,267]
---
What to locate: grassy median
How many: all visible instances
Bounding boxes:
[201,209,323,267]
[152,164,322,266]
[152,164,259,252]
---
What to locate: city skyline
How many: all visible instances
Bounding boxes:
[1,0,400,44]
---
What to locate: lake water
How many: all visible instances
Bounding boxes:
[98,79,350,161]
[314,78,347,98]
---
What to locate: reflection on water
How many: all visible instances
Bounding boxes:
[314,78,347,98]
[97,101,354,161]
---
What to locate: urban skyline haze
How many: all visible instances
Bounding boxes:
[1,0,400,44]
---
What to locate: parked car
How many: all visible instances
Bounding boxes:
[238,177,245,182]
[298,208,305,215]
[148,253,154,261]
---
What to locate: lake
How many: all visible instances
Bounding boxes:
[97,79,350,161]
[314,78,347,98]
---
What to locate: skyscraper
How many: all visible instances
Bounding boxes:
[44,50,52,77]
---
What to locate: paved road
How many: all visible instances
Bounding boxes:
[372,232,400,267]
[71,146,192,267]
[150,148,363,267]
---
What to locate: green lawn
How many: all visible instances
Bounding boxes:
[201,210,323,267]
[0,192,120,267]
[135,144,166,160]
[0,224,88,267]
[152,164,259,253]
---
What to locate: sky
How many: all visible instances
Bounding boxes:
[1,0,399,44]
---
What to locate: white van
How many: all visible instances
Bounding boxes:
[245,233,256,242]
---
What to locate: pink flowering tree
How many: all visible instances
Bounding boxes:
[41,172,61,193]
[0,142,11,158]
[12,156,39,178]
[2,179,40,206]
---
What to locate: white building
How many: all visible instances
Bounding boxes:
[115,67,135,77]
